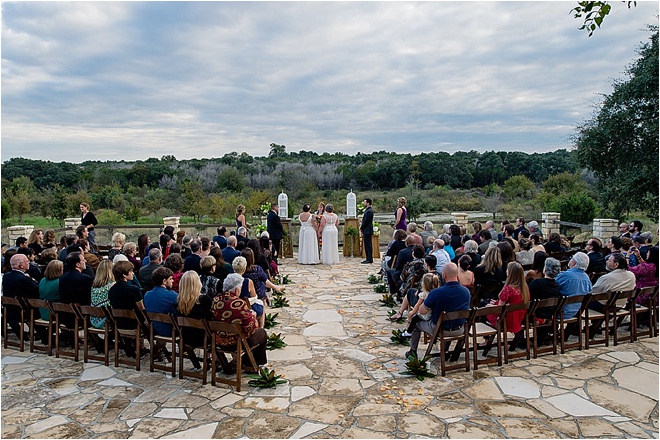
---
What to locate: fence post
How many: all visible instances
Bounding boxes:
[451,212,469,232]
[163,217,181,234]
[592,218,618,242]
[7,225,34,245]
[541,212,561,237]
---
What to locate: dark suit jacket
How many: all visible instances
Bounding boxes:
[183,254,202,274]
[394,245,415,273]
[139,262,162,292]
[59,270,93,306]
[2,270,40,325]
[222,247,241,265]
[587,252,606,274]
[361,207,374,235]
[267,210,283,240]
[213,235,228,249]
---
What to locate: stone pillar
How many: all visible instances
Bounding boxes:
[592,219,618,242]
[542,212,561,237]
[163,217,180,234]
[64,218,81,234]
[7,225,34,245]
[451,212,469,232]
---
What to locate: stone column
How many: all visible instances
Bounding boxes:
[592,219,618,242]
[163,217,180,234]
[7,225,34,245]
[451,212,469,232]
[64,218,81,235]
[542,212,561,237]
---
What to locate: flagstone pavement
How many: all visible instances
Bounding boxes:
[2,255,659,439]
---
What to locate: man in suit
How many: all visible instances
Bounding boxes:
[213,226,228,249]
[361,198,374,264]
[139,248,163,293]
[2,254,39,338]
[267,203,283,264]
[222,236,241,264]
[386,235,417,295]
[183,240,203,274]
[59,251,94,328]
[585,238,606,274]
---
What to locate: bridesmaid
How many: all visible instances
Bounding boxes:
[394,197,407,231]
[298,204,320,265]
[236,204,249,233]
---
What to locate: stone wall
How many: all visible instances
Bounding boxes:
[6,225,34,245]
[592,218,618,242]
[451,212,469,231]
[542,212,561,238]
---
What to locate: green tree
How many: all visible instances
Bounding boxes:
[574,27,658,219]
[571,1,637,37]
[502,175,536,200]
[217,167,246,192]
[269,143,287,158]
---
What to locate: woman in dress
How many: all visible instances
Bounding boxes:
[242,248,284,304]
[90,260,115,329]
[27,229,44,261]
[298,204,320,265]
[457,254,475,288]
[629,246,659,305]
[487,262,530,335]
[318,204,340,265]
[177,271,214,349]
[394,197,407,231]
[39,260,63,321]
[236,204,249,233]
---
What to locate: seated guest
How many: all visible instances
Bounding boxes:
[222,236,242,264]
[528,257,562,342]
[457,254,475,288]
[17,247,43,282]
[139,248,163,293]
[474,246,505,291]
[404,263,470,360]
[439,233,456,260]
[176,230,187,246]
[419,222,438,250]
[382,229,407,272]
[407,222,424,246]
[78,239,100,271]
[591,253,636,294]
[212,273,268,370]
[107,232,126,261]
[497,241,515,266]
[527,220,543,239]
[59,252,93,306]
[113,254,142,292]
[177,271,213,348]
[242,248,284,304]
[477,229,495,255]
[27,229,45,261]
[247,239,272,278]
[544,232,565,254]
[90,260,115,329]
[199,256,221,298]
[431,239,452,274]
[163,253,185,293]
[58,235,78,262]
[606,236,624,259]
[515,238,535,266]
[40,247,58,266]
[448,224,462,251]
[525,251,548,285]
[484,220,498,240]
[397,244,427,300]
[529,234,546,254]
[181,235,193,259]
[471,221,483,244]
[236,227,250,247]
[183,240,203,274]
[232,256,264,328]
[213,227,228,249]
[585,238,606,274]
[210,246,234,289]
[144,267,178,336]
[618,222,631,238]
[43,230,57,249]
[455,240,481,270]
[2,254,39,338]
[137,234,151,263]
[401,273,440,337]
[39,260,63,321]
[487,262,529,335]
[169,242,182,255]
[108,260,145,331]
[9,236,28,251]
[386,235,417,296]
[200,237,212,258]
[501,224,518,253]
[555,252,592,318]
[629,246,659,300]
[513,217,528,241]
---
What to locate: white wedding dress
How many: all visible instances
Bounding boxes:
[321,213,340,265]
[298,214,320,264]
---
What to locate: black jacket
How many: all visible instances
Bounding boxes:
[267,210,283,240]
[361,207,374,235]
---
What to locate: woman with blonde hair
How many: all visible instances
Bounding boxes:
[90,260,115,329]
[486,261,530,335]
[236,204,249,232]
[394,197,407,231]
[177,271,213,347]
[108,232,126,261]
[400,273,440,337]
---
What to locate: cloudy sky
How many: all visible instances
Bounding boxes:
[1,1,657,163]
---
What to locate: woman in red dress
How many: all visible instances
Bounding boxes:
[487,261,529,334]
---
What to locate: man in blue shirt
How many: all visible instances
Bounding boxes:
[555,252,592,318]
[222,236,242,265]
[144,267,177,336]
[405,263,470,360]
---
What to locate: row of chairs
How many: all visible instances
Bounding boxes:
[423,286,658,376]
[1,298,258,391]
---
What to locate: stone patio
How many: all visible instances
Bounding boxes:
[2,255,659,438]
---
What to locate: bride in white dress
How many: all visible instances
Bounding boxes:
[319,204,340,265]
[298,204,319,265]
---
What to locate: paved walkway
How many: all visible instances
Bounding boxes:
[2,256,658,438]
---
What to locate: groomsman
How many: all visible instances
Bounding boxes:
[267,203,284,264]
[361,198,374,264]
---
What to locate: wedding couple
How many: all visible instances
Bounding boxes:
[298,203,339,265]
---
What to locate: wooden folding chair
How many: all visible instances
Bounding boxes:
[174,316,210,384]
[1,296,27,351]
[630,286,658,340]
[206,320,258,391]
[50,301,82,361]
[144,312,177,377]
[589,271,608,284]
[77,305,111,366]
[111,308,146,370]
[24,298,54,355]
[504,301,535,363]
[558,293,591,354]
[531,297,565,358]
[423,308,475,376]
[609,290,635,345]
[469,305,507,370]
[471,283,503,308]
[582,291,613,349]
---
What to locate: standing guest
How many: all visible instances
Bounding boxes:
[555,252,592,319]
[90,260,115,329]
[394,197,408,231]
[525,251,548,284]
[183,240,203,274]
[144,267,178,336]
[27,229,44,260]
[163,253,185,293]
[80,203,98,248]
[209,246,234,288]
[361,198,374,264]
[213,227,228,249]
[139,248,163,293]
[212,273,268,370]
[177,271,214,348]
[137,234,151,262]
[487,262,529,334]
[267,203,284,264]
[2,254,39,338]
[123,242,142,272]
[619,222,631,238]
[107,233,126,261]
[222,236,241,264]
[39,260,63,321]
[236,204,249,233]
[404,263,470,360]
[318,204,340,265]
[199,256,221,297]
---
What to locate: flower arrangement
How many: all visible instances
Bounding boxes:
[356,201,366,216]
[373,222,380,234]
[247,367,287,388]
[259,202,271,217]
[255,224,267,234]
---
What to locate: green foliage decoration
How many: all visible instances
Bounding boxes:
[247,366,287,388]
[264,313,279,329]
[390,329,411,345]
[368,274,380,284]
[387,310,406,324]
[271,291,289,308]
[378,291,396,306]
[266,333,287,350]
[402,352,436,381]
